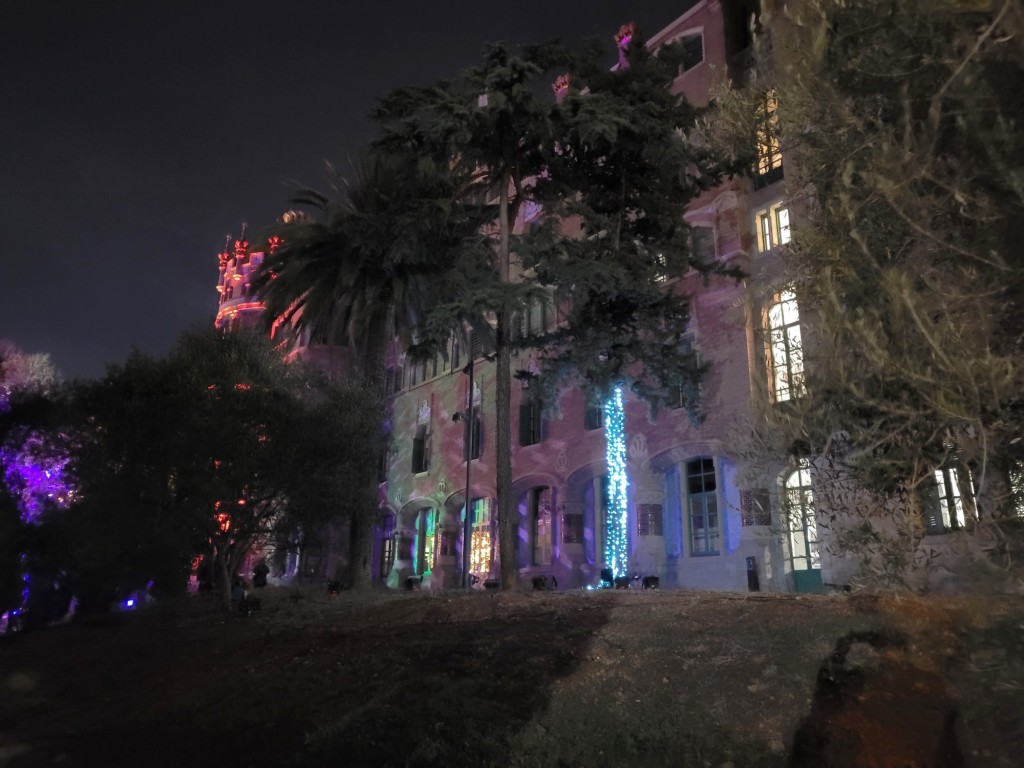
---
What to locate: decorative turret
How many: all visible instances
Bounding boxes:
[214,222,267,334]
[615,22,636,69]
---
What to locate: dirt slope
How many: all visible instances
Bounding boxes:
[1,588,1021,767]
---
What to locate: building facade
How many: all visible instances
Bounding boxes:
[374,0,827,593]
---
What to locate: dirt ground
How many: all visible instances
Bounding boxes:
[1,586,1022,767]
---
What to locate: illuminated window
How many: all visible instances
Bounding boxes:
[785,462,819,572]
[687,458,719,555]
[468,498,492,577]
[766,289,805,402]
[755,202,791,252]
[1012,465,1024,518]
[530,487,553,565]
[415,509,436,575]
[379,514,396,579]
[756,90,783,183]
[923,466,976,533]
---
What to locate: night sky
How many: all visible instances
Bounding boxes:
[1,1,694,381]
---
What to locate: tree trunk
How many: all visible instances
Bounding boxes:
[496,172,518,591]
[349,311,389,591]
[216,542,232,609]
[349,507,375,590]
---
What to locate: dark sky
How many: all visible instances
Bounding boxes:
[1,1,693,380]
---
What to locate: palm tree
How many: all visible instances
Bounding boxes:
[252,151,491,589]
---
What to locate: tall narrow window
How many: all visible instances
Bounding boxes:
[923,466,975,533]
[463,414,482,460]
[692,226,716,262]
[671,335,699,410]
[756,90,783,183]
[532,487,553,565]
[785,462,819,572]
[416,509,436,575]
[411,425,429,474]
[687,458,720,555]
[519,396,543,446]
[766,289,805,402]
[469,498,492,577]
[379,514,396,579]
[584,405,604,430]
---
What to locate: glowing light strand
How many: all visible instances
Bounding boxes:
[603,386,629,578]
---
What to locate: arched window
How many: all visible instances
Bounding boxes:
[766,289,805,402]
[785,461,819,576]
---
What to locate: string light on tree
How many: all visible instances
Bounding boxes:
[603,386,629,578]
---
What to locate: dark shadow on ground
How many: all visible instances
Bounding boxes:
[790,630,963,768]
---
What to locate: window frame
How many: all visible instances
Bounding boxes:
[765,288,805,403]
[415,508,437,576]
[923,465,976,534]
[686,458,721,556]
[411,424,430,474]
[755,89,783,184]
[530,487,554,566]
[755,202,792,252]
[463,413,482,461]
[468,497,493,577]
[784,461,819,572]
[519,396,543,447]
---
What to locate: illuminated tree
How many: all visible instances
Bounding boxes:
[0,341,69,624]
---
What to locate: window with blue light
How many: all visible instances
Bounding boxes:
[687,458,720,555]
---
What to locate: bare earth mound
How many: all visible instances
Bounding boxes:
[2,589,1022,767]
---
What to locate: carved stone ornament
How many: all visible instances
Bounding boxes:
[629,433,649,459]
[417,400,431,425]
[556,451,568,473]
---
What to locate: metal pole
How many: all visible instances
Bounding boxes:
[462,359,475,588]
